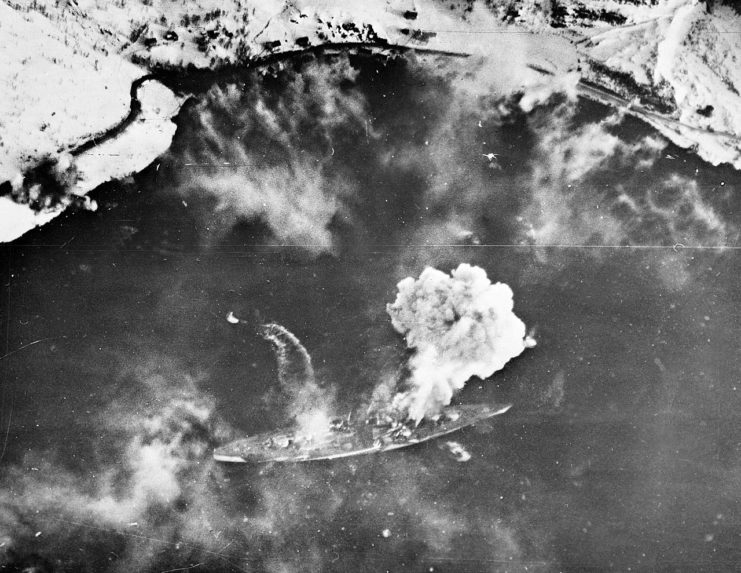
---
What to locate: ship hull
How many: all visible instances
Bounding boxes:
[213,403,511,463]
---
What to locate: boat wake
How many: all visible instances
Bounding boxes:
[259,322,316,391]
[258,323,332,431]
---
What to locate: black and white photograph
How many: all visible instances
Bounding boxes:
[1,0,740,571]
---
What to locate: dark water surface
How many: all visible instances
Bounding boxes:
[2,54,741,572]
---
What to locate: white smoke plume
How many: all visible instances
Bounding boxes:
[518,102,735,254]
[386,264,530,422]
[0,355,347,571]
[0,358,236,571]
[173,56,368,254]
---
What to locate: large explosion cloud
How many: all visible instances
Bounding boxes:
[387,264,531,422]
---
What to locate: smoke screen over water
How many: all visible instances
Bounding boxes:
[1,52,741,572]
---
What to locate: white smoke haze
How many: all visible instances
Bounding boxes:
[0,357,239,570]
[381,54,580,262]
[530,107,666,185]
[518,102,734,254]
[188,162,341,252]
[386,264,529,422]
[644,173,729,245]
[175,57,369,254]
[379,93,511,260]
[517,71,580,113]
[343,453,547,569]
[386,54,730,264]
[0,355,343,571]
[421,23,579,106]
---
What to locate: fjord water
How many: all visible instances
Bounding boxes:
[2,54,740,572]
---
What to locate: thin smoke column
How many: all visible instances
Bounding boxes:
[387,264,531,422]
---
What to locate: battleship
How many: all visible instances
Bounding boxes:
[213,403,512,463]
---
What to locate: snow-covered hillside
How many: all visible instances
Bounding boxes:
[1,0,739,242]
[575,1,741,169]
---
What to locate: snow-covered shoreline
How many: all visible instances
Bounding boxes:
[0,77,183,243]
[2,0,739,243]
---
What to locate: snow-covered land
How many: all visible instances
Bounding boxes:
[0,1,182,241]
[1,0,739,242]
[574,0,741,170]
